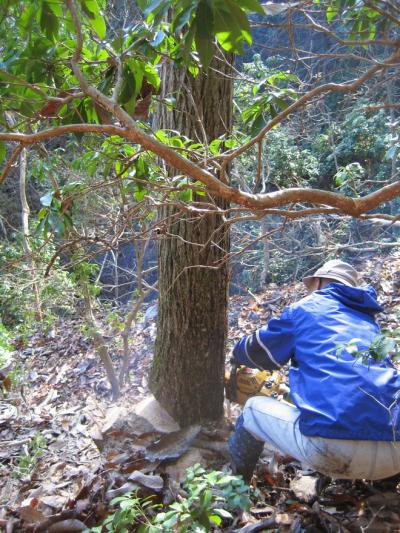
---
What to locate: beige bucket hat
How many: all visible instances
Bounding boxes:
[303,259,359,290]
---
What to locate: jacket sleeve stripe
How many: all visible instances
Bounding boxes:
[256,330,280,368]
[245,336,250,359]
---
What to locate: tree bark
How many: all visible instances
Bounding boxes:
[149,53,233,426]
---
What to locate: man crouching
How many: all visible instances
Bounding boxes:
[229,260,400,481]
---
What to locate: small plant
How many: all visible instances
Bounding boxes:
[88,491,158,533]
[148,465,250,532]
[91,466,251,533]
[13,433,47,479]
[0,237,77,331]
[0,322,14,369]
[336,329,400,367]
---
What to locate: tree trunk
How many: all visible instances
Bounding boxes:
[149,53,233,426]
[19,147,43,322]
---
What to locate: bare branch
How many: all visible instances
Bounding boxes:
[0,144,24,185]
[1,123,400,216]
[223,48,400,162]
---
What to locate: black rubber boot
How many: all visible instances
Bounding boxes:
[229,414,264,483]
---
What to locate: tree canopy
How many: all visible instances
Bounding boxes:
[1,0,399,223]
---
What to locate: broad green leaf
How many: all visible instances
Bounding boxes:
[214,0,252,53]
[250,113,267,135]
[235,0,264,15]
[182,23,196,62]
[173,4,197,33]
[80,0,106,38]
[39,1,60,41]
[90,13,106,39]
[178,187,193,202]
[385,145,397,160]
[214,508,233,519]
[47,0,63,18]
[143,0,168,23]
[0,142,6,165]
[326,3,338,22]
[19,3,37,34]
[118,65,136,105]
[194,0,215,69]
[143,63,160,90]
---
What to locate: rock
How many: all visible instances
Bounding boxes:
[106,482,139,501]
[145,425,201,461]
[48,520,87,532]
[134,396,180,434]
[289,475,320,503]
[101,405,157,437]
[145,425,201,462]
[101,396,180,446]
[128,471,164,491]
[248,311,260,321]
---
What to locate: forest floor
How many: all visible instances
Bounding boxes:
[1,251,400,532]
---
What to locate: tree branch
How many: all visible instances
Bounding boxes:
[0,144,24,185]
[1,124,400,216]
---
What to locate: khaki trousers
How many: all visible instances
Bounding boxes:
[243,396,400,480]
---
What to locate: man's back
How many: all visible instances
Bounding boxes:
[230,261,400,481]
[289,283,400,440]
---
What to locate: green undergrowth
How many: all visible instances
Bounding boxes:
[88,464,252,533]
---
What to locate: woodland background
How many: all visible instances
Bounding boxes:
[0,0,400,531]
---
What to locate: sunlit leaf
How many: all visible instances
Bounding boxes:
[0,142,6,165]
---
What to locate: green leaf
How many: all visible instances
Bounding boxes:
[143,63,160,90]
[39,1,60,40]
[178,188,193,202]
[234,0,264,15]
[214,0,252,53]
[80,0,106,38]
[91,13,106,39]
[0,142,6,165]
[118,65,136,105]
[143,0,165,16]
[173,4,197,33]
[385,145,397,160]
[151,30,166,47]
[182,23,196,63]
[209,514,222,525]
[250,114,267,135]
[20,3,37,34]
[194,0,215,69]
[47,0,63,18]
[326,0,340,23]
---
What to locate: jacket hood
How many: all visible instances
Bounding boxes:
[320,283,383,316]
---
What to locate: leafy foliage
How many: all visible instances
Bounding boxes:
[89,491,158,533]
[0,322,14,369]
[336,329,400,367]
[0,237,78,330]
[92,465,251,532]
[12,432,47,479]
[149,465,250,532]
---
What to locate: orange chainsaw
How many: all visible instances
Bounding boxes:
[225,359,289,405]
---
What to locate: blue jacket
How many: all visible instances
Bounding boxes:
[233,283,400,441]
